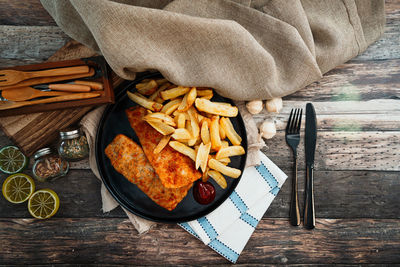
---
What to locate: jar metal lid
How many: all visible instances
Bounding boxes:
[60,129,80,139]
[34,147,52,160]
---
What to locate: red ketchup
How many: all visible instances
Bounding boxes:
[193,181,216,205]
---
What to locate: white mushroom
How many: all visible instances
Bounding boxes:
[260,119,277,139]
[246,100,263,114]
[265,98,283,113]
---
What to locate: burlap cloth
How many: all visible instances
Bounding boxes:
[41,0,385,100]
[40,0,385,233]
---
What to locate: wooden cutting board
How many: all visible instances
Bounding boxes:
[0,40,124,156]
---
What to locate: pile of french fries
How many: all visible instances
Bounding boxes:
[127,78,245,189]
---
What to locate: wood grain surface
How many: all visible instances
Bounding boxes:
[0,0,399,265]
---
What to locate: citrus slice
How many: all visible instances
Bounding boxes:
[28,189,60,219]
[2,173,35,203]
[0,146,28,174]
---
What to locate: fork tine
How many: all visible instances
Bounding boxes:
[286,109,294,133]
[296,109,303,133]
[290,109,299,134]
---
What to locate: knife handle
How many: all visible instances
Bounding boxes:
[304,165,315,229]
[289,156,300,226]
[48,84,91,92]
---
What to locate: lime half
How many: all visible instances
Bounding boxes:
[0,146,28,174]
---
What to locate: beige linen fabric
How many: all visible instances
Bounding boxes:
[40,0,384,100]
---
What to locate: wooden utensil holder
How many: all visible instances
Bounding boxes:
[0,56,114,117]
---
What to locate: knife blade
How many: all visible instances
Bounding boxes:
[304,103,317,229]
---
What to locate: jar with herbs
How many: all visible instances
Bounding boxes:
[58,128,89,161]
[32,148,69,182]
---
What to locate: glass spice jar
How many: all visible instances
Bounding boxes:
[32,148,69,182]
[58,128,89,161]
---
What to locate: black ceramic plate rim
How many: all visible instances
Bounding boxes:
[95,73,247,223]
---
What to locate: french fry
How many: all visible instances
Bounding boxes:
[172,128,192,140]
[188,107,200,139]
[144,112,176,127]
[154,135,171,154]
[173,110,190,120]
[216,146,245,159]
[196,142,211,172]
[208,170,227,189]
[220,117,242,145]
[221,140,229,148]
[202,167,209,182]
[127,91,163,112]
[210,115,222,151]
[154,96,164,104]
[160,98,181,115]
[197,113,206,124]
[217,157,231,165]
[160,86,189,100]
[149,82,170,100]
[155,78,168,86]
[200,120,211,145]
[177,113,186,128]
[177,87,197,112]
[219,119,226,139]
[136,80,158,95]
[169,141,196,161]
[200,94,213,100]
[147,120,175,135]
[196,89,213,97]
[208,159,241,178]
[195,98,238,117]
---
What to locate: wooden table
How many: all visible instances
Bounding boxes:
[0,1,399,265]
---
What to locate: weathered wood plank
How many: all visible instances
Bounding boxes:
[3,266,400,267]
[263,131,400,171]
[0,26,70,64]
[267,170,400,219]
[0,0,56,26]
[0,169,398,219]
[285,60,400,101]
[257,113,400,132]
[355,5,400,61]
[0,218,398,265]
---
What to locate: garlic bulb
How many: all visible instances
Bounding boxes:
[246,100,263,114]
[265,98,283,113]
[260,120,277,139]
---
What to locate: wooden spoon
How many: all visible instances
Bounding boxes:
[0,92,101,110]
[0,65,90,87]
[2,87,72,102]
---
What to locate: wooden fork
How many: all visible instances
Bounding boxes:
[0,66,89,86]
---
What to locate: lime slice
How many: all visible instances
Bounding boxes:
[2,173,35,203]
[0,146,28,174]
[28,189,60,219]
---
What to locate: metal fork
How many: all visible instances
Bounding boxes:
[285,108,303,226]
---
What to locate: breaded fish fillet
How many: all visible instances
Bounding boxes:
[126,106,201,188]
[105,134,192,211]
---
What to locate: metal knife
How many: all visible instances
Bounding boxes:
[304,103,317,229]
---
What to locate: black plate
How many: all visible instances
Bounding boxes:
[95,73,247,223]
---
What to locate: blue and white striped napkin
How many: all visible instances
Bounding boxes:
[180,151,287,263]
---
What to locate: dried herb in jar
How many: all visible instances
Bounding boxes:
[58,128,89,161]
